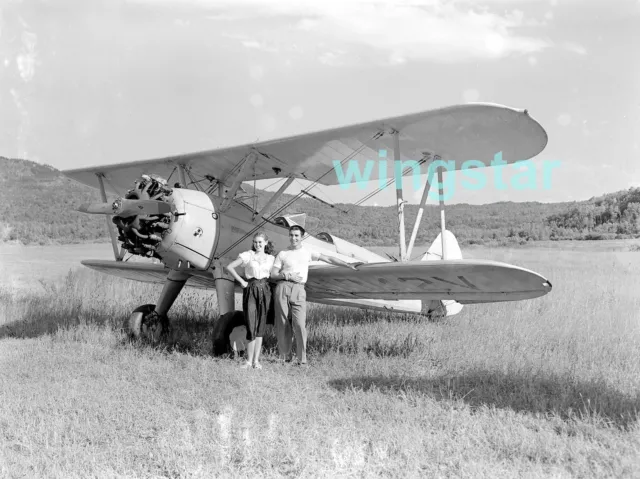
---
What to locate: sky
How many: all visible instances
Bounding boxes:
[1,0,639,206]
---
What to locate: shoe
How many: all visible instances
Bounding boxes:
[253,362,262,370]
[240,362,252,369]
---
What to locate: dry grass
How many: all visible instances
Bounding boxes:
[1,244,639,477]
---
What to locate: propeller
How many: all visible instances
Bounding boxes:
[78,197,172,217]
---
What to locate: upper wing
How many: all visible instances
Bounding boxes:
[62,103,547,195]
[305,259,552,304]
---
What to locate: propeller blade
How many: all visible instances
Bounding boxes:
[117,199,173,217]
[78,198,172,217]
[78,202,116,214]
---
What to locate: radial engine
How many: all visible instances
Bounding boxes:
[99,175,221,271]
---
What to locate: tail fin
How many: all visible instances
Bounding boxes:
[422,229,462,261]
[421,230,464,318]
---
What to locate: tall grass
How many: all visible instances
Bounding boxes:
[1,245,639,477]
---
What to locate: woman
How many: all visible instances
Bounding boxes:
[225,232,275,369]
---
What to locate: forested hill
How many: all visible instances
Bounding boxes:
[1,156,639,246]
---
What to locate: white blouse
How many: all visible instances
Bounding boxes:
[237,250,275,280]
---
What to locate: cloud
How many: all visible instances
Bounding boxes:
[10,89,31,159]
[17,30,37,82]
[219,33,281,52]
[318,50,348,66]
[134,0,550,64]
[562,41,587,55]
[241,40,279,53]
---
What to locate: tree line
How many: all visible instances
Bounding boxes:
[1,156,638,246]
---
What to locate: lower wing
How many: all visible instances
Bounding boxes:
[80,260,425,314]
[80,258,552,305]
[305,259,552,304]
[80,260,218,289]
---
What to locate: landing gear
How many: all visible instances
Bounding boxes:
[124,304,170,343]
[211,263,244,357]
[123,269,190,344]
[211,310,247,357]
[423,300,447,322]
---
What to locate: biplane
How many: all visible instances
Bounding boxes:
[63,103,552,344]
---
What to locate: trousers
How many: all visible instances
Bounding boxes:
[274,281,307,363]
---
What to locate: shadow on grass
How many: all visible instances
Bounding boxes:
[0,296,420,360]
[0,301,98,339]
[0,300,277,360]
[328,372,640,430]
[0,309,213,348]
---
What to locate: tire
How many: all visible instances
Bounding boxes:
[124,304,170,343]
[422,300,447,322]
[212,310,246,357]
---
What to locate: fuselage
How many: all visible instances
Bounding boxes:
[97,174,424,315]
[138,186,422,314]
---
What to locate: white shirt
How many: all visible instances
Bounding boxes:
[237,250,275,280]
[273,246,320,284]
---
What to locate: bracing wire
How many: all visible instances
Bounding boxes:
[216,131,384,257]
[252,160,257,213]
[165,166,177,185]
[185,168,204,192]
[345,155,432,211]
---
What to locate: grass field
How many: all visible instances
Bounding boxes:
[1,242,639,477]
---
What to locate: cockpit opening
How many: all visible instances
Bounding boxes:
[315,232,334,243]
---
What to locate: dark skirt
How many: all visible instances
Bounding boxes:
[242,278,272,340]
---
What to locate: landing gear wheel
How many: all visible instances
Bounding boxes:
[423,300,447,322]
[124,304,170,344]
[212,310,246,357]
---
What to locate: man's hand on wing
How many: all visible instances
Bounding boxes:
[318,253,364,270]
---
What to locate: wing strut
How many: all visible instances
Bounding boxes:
[393,131,408,262]
[406,154,436,260]
[177,164,188,188]
[96,173,125,261]
[252,176,295,221]
[221,151,258,211]
[438,167,447,260]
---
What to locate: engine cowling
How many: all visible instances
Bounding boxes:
[112,176,219,271]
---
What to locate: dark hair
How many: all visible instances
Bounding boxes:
[289,225,306,236]
[251,232,275,255]
[265,240,275,256]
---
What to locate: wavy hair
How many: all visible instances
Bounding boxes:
[251,231,275,255]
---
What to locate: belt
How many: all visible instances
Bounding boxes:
[278,280,305,286]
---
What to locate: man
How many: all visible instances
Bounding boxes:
[270,225,360,365]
